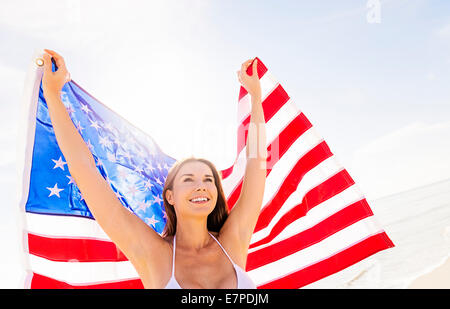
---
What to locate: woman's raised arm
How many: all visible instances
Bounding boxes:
[41,50,168,276]
[220,58,267,260]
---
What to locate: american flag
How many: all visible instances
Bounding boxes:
[18,52,393,289]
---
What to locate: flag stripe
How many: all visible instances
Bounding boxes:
[246,199,374,271]
[25,184,365,265]
[30,273,143,289]
[246,217,387,285]
[251,169,355,247]
[254,141,334,232]
[256,232,394,289]
[221,99,303,196]
[249,181,365,250]
[28,232,127,262]
[25,197,370,265]
[227,112,315,209]
[237,84,290,155]
[26,212,109,240]
[28,254,138,284]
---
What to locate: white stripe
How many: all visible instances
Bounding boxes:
[221,151,247,197]
[251,156,346,243]
[249,184,365,250]
[26,212,110,241]
[236,132,344,242]
[247,217,384,285]
[237,71,279,124]
[261,127,327,210]
[29,255,138,284]
[264,99,301,145]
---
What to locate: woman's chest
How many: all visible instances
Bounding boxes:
[175,250,238,289]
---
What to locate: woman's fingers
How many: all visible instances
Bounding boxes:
[44,49,67,71]
[42,53,53,75]
[241,59,252,73]
[241,58,259,78]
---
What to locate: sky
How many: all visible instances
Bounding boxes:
[0,0,449,287]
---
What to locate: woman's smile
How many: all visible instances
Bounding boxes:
[189,196,211,204]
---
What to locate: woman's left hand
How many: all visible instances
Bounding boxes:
[237,58,261,98]
[42,49,71,98]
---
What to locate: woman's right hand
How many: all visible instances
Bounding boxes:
[42,49,71,98]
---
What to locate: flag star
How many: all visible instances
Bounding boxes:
[114,190,123,200]
[145,162,155,173]
[46,183,64,198]
[162,210,168,220]
[86,139,94,151]
[99,135,112,149]
[157,163,163,171]
[95,158,103,167]
[145,215,159,228]
[90,119,101,130]
[155,177,163,186]
[104,122,114,131]
[81,103,91,114]
[66,104,75,115]
[133,164,144,174]
[153,194,163,205]
[66,175,75,185]
[136,200,150,212]
[52,156,67,171]
[144,179,154,191]
[163,163,169,170]
[75,120,84,133]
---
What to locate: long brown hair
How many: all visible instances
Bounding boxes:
[161,157,229,237]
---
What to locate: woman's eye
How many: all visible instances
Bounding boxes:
[183,178,212,182]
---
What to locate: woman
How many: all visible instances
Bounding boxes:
[41,49,267,289]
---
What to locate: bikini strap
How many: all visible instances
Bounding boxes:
[208,232,235,265]
[171,235,176,276]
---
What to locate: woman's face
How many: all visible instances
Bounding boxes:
[166,161,218,219]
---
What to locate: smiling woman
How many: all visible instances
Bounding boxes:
[162,157,229,238]
[39,49,265,289]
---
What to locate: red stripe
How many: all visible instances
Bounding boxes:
[237,84,290,155]
[28,233,128,262]
[246,199,373,271]
[257,232,394,289]
[251,169,355,247]
[220,164,234,179]
[30,273,144,289]
[227,113,314,210]
[253,141,334,232]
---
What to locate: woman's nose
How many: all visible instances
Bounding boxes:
[195,182,207,191]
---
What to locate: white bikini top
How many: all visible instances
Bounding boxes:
[164,232,256,289]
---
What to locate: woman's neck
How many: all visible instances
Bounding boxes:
[175,218,212,252]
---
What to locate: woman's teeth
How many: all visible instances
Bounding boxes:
[189,197,209,204]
